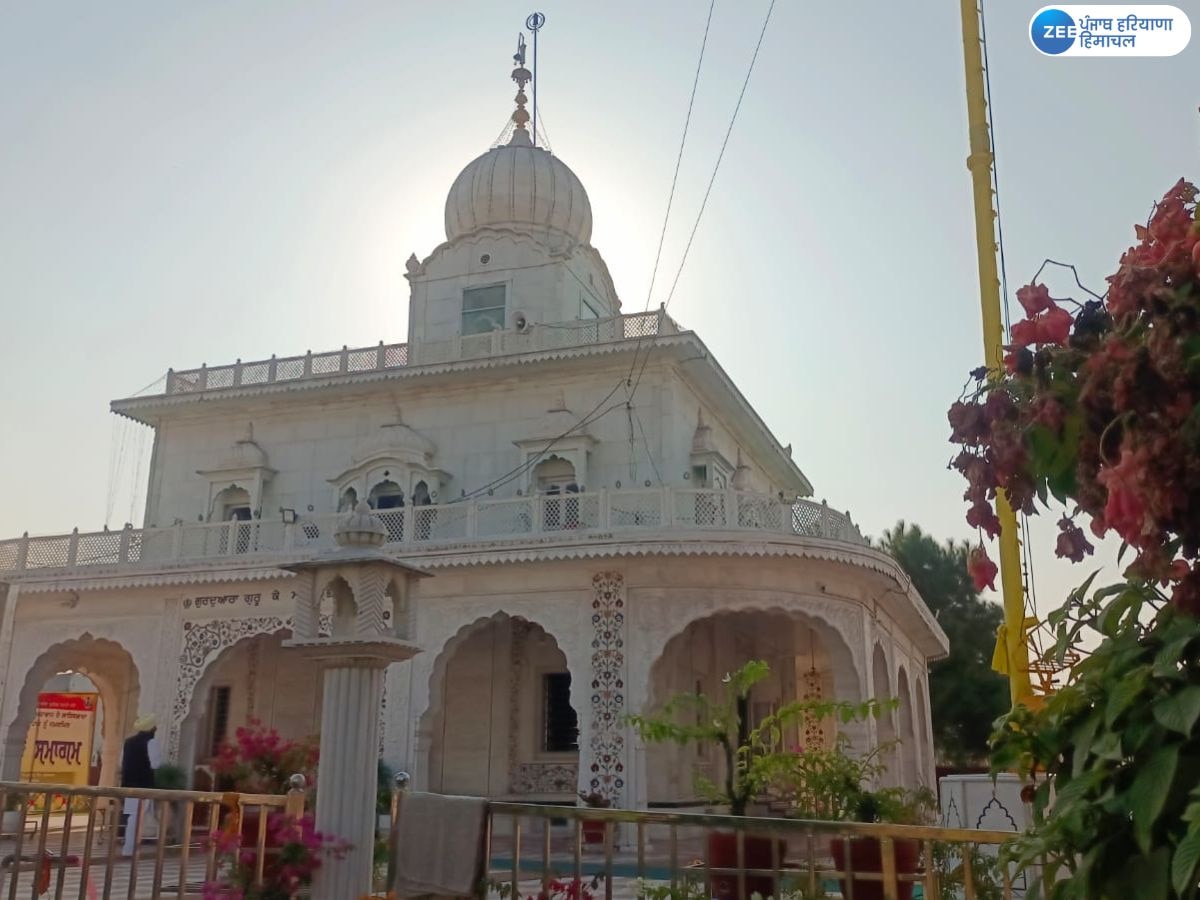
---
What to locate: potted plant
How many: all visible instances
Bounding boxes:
[627,660,892,900]
[828,784,933,900]
[577,790,612,846]
[768,730,932,900]
[154,762,188,842]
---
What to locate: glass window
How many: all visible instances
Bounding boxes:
[542,672,578,753]
[462,285,506,335]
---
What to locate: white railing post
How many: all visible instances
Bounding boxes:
[267,354,278,382]
[466,498,479,539]
[662,486,673,526]
[198,363,208,390]
[727,488,739,529]
[339,346,349,373]
[283,520,296,551]
[532,494,543,534]
[303,351,313,377]
[233,358,243,386]
[166,368,175,395]
[376,342,386,369]
[819,500,830,538]
[16,533,29,571]
[118,525,132,563]
[66,528,79,566]
[598,488,610,528]
[172,521,184,559]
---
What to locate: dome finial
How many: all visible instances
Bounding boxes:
[509,34,534,148]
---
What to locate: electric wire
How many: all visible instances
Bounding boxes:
[628,0,776,400]
[621,0,717,392]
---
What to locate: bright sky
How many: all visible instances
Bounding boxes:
[1,2,1196,616]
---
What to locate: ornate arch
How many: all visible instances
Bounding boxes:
[637,591,867,710]
[170,616,287,758]
[3,634,140,785]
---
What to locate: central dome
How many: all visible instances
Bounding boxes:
[444,131,593,245]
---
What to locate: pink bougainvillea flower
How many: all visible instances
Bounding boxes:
[1016,283,1053,316]
[1011,303,1073,348]
[968,545,999,592]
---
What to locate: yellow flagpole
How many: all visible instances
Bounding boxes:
[959,0,1034,706]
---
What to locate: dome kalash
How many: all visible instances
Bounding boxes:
[442,60,592,245]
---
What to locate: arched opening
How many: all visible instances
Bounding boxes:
[916,677,931,786]
[533,457,580,530]
[425,614,579,799]
[212,485,252,521]
[897,667,919,789]
[533,456,576,492]
[368,479,405,510]
[3,636,139,787]
[872,644,899,785]
[338,487,358,513]
[211,486,253,553]
[179,630,321,788]
[644,609,860,807]
[324,576,357,639]
[369,479,405,542]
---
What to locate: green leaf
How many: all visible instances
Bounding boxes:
[1153,686,1200,736]
[1106,667,1149,727]
[1173,821,1200,897]
[1126,848,1171,900]
[1154,632,1197,677]
[1131,744,1180,854]
[1071,713,1102,778]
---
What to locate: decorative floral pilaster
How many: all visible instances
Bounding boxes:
[588,572,626,805]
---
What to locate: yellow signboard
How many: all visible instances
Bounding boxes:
[20,692,98,809]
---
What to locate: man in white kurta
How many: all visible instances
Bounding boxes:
[120,714,161,856]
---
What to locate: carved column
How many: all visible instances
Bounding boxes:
[283,503,427,899]
[311,651,389,899]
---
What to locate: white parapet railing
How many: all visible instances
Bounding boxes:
[161,310,677,396]
[0,489,865,576]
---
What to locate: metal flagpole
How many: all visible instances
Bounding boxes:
[526,12,545,145]
[959,0,1033,706]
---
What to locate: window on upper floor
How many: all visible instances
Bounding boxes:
[462,284,506,335]
[338,487,358,513]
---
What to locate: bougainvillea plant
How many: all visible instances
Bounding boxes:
[950,178,1200,611]
[203,812,347,900]
[212,719,319,795]
[948,179,1200,899]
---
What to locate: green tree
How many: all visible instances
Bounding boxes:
[879,521,1007,766]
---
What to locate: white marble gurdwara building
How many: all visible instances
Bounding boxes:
[0,72,946,810]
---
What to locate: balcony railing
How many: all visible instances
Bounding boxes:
[160,310,677,397]
[0,490,865,576]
